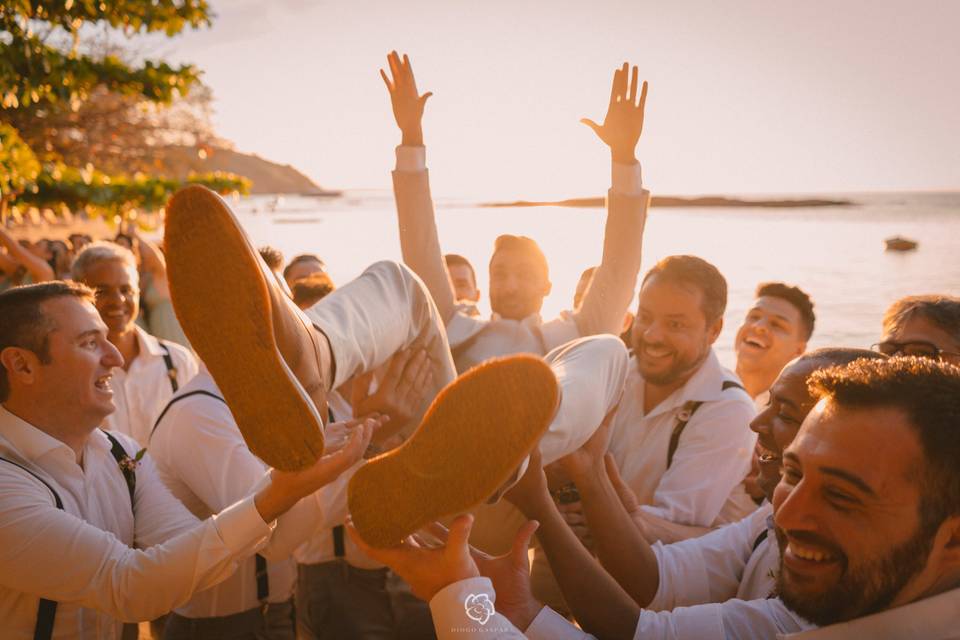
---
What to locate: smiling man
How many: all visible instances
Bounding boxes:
[604,255,758,540]
[735,282,815,403]
[71,242,198,446]
[0,282,373,639]
[356,356,960,640]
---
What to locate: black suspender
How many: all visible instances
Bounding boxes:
[1,433,136,640]
[150,389,227,439]
[0,456,62,640]
[150,388,272,603]
[158,341,179,393]
[665,379,746,469]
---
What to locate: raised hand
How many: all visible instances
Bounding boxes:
[558,404,619,481]
[381,50,433,146]
[503,448,552,517]
[581,62,649,164]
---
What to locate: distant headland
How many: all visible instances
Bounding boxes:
[480,195,855,209]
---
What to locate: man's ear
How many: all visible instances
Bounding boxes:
[542,280,552,297]
[707,317,723,344]
[928,515,960,580]
[0,347,39,388]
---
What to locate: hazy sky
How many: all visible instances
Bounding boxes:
[154,0,960,199]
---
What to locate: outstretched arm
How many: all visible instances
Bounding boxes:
[0,228,54,282]
[384,51,457,323]
[574,63,650,338]
[505,451,641,638]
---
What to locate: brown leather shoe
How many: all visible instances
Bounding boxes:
[165,185,328,471]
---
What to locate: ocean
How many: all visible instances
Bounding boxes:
[230,190,960,368]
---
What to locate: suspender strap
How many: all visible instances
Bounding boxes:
[0,457,63,640]
[150,390,227,439]
[255,554,269,602]
[666,400,703,469]
[101,430,136,507]
[158,342,179,393]
[752,529,770,552]
[666,379,747,469]
[332,525,346,558]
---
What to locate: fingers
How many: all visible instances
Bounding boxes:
[510,520,540,565]
[445,513,475,553]
[638,80,648,111]
[379,68,394,92]
[616,62,628,101]
[607,66,620,108]
[628,65,638,104]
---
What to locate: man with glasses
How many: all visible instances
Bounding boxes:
[874,295,960,364]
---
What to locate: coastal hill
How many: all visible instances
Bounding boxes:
[482,195,854,208]
[161,145,340,196]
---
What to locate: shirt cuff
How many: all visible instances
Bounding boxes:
[396,145,426,172]
[526,605,594,640]
[211,494,274,553]
[611,160,643,196]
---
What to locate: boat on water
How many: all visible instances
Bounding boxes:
[885,236,918,252]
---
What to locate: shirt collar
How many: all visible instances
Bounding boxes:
[779,587,960,639]
[489,311,543,327]
[134,325,166,358]
[0,404,109,464]
[641,349,737,418]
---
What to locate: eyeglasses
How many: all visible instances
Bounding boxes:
[871,340,960,361]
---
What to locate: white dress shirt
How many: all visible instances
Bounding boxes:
[607,350,758,527]
[101,325,199,446]
[148,371,297,617]
[429,576,810,639]
[0,405,272,640]
[394,145,647,375]
[649,502,779,610]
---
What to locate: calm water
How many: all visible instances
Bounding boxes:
[230,190,960,367]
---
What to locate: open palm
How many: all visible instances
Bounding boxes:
[581,62,649,164]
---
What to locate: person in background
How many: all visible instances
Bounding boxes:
[283,254,329,291]
[0,228,55,288]
[734,282,815,404]
[71,242,198,446]
[444,253,481,316]
[259,246,290,296]
[291,271,335,311]
[876,294,960,365]
[734,282,815,504]
[572,265,634,339]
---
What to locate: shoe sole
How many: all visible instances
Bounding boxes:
[165,185,325,471]
[348,354,558,547]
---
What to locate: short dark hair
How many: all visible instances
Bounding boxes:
[641,255,727,324]
[799,347,885,370]
[291,272,335,309]
[490,235,548,278]
[809,356,960,536]
[444,253,477,285]
[883,295,960,343]
[282,254,325,281]
[756,282,816,341]
[0,281,95,401]
[258,246,285,271]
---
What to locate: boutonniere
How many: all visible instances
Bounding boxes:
[677,408,693,422]
[119,448,147,473]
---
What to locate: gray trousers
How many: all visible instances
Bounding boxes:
[296,561,436,640]
[162,600,295,640]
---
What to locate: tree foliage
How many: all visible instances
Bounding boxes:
[0,123,41,210]
[0,1,251,219]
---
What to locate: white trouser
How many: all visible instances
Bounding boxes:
[304,260,629,466]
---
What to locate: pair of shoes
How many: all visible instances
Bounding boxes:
[165,186,557,546]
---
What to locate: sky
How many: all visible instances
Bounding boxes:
[150,0,960,200]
